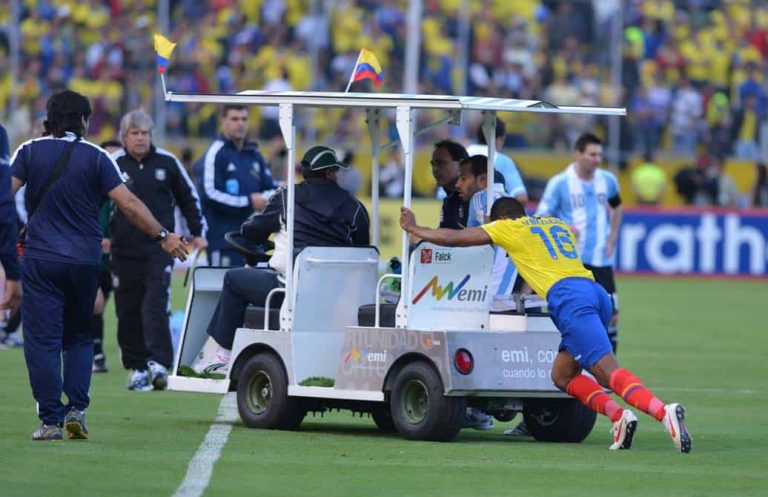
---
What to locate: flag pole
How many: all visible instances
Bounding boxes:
[344,50,363,93]
[160,72,168,96]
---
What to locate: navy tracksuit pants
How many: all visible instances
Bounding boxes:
[21,258,99,426]
[207,267,283,350]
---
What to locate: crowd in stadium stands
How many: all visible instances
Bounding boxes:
[0,1,766,193]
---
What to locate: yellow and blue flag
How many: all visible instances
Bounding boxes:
[351,49,383,86]
[153,33,176,75]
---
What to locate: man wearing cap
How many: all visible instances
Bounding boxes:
[192,145,370,374]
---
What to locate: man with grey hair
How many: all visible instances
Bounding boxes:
[111,109,207,391]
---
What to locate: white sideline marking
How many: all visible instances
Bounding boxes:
[172,393,238,497]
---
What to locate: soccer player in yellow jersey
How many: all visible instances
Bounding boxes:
[400,197,692,454]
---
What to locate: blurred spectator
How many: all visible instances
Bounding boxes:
[632,78,671,159]
[260,67,291,141]
[379,147,404,199]
[751,163,768,207]
[631,154,667,205]
[673,161,707,205]
[731,94,764,161]
[670,77,703,157]
[691,154,738,207]
[335,150,362,195]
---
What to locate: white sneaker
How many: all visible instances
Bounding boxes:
[147,361,168,390]
[662,403,692,454]
[191,340,231,375]
[462,407,494,431]
[609,409,638,450]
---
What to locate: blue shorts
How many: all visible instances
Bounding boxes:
[547,277,613,369]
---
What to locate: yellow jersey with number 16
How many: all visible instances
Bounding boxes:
[481,216,594,299]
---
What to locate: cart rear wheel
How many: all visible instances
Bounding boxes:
[523,398,596,442]
[390,361,465,442]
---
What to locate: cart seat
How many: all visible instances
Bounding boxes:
[357,303,397,328]
[244,306,281,330]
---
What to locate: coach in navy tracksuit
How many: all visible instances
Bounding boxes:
[0,123,21,314]
[199,104,276,267]
[10,90,188,441]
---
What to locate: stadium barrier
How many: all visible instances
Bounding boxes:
[616,207,768,278]
[363,199,768,279]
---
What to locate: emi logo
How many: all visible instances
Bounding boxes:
[420,248,432,264]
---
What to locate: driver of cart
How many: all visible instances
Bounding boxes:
[191,145,370,375]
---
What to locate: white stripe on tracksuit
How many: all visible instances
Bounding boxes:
[202,140,248,208]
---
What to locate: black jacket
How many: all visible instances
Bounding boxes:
[241,177,370,248]
[111,146,205,258]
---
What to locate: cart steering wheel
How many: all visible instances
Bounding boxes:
[224,231,274,266]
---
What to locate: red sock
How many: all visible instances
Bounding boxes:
[609,368,666,421]
[566,375,623,422]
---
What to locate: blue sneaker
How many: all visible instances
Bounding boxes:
[504,420,531,437]
[463,408,494,431]
[2,331,23,348]
[64,408,88,440]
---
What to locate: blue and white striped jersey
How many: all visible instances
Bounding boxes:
[535,163,621,267]
[495,152,527,199]
[465,145,527,198]
[468,187,518,304]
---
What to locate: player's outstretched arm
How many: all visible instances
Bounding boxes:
[399,207,491,247]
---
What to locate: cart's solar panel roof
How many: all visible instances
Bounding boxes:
[165,90,626,116]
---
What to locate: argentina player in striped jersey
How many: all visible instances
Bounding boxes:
[535,133,623,352]
[457,155,519,311]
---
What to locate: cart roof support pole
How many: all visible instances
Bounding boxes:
[481,111,497,217]
[279,104,296,319]
[395,106,414,326]
[366,108,381,247]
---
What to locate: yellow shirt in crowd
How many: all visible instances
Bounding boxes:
[481,216,594,299]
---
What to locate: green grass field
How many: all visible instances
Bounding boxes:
[0,276,766,497]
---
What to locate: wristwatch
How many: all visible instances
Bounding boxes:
[154,229,169,242]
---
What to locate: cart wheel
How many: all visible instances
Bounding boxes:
[237,353,305,430]
[371,404,395,431]
[522,398,596,443]
[390,361,465,442]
